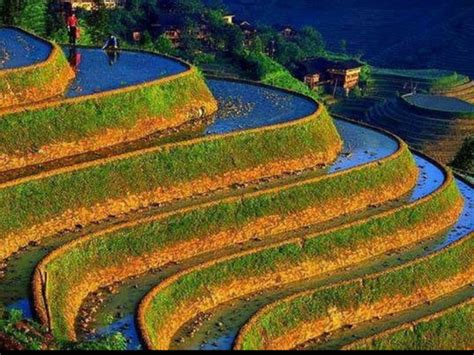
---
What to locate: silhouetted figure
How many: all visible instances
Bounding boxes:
[67,12,79,46]
[102,35,120,65]
[102,35,120,50]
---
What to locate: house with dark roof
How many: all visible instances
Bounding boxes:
[275,25,298,39]
[295,58,364,92]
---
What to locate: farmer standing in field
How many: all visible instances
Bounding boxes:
[67,11,79,46]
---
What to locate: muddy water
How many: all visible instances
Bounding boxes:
[170,164,471,351]
[0,28,51,69]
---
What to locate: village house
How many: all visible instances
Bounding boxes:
[295,57,363,94]
[162,26,182,46]
[275,25,298,39]
[222,13,236,25]
[233,19,257,46]
[59,0,125,11]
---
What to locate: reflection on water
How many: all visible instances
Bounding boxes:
[405,94,474,113]
[62,46,187,98]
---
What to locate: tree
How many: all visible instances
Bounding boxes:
[85,3,112,45]
[154,34,176,56]
[295,26,325,57]
[1,0,47,35]
[1,0,21,25]
[275,35,304,66]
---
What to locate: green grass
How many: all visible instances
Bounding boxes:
[0,70,214,154]
[139,169,460,348]
[451,137,474,175]
[0,307,127,350]
[371,68,466,82]
[0,109,340,260]
[0,44,71,102]
[431,73,471,92]
[348,302,473,350]
[41,144,415,340]
[238,232,472,350]
[243,51,323,101]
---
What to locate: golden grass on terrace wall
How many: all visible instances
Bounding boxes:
[32,141,414,341]
[0,66,218,172]
[234,231,472,350]
[0,98,341,262]
[135,160,463,349]
[0,27,75,109]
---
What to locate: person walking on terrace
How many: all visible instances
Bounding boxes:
[67,11,79,46]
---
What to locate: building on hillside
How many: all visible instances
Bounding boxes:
[162,26,182,47]
[296,58,364,94]
[234,19,257,46]
[59,0,126,11]
[275,25,297,39]
[222,13,236,25]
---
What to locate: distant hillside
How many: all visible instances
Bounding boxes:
[221,0,474,77]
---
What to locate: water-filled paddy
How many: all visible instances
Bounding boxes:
[0,28,51,69]
[404,94,474,113]
[169,163,472,351]
[205,79,317,134]
[0,76,471,350]
[75,135,452,351]
[63,47,188,97]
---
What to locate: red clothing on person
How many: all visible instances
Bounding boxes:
[67,15,78,27]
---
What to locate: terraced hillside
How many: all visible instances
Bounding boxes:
[331,69,474,120]
[372,3,474,79]
[365,94,474,165]
[0,27,74,109]
[0,28,472,351]
[330,69,474,168]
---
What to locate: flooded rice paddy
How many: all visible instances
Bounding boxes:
[0,54,471,349]
[0,28,51,69]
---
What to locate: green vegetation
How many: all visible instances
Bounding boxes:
[451,137,474,175]
[140,171,460,349]
[237,233,472,350]
[242,51,323,100]
[0,69,211,154]
[0,41,72,107]
[0,108,339,259]
[40,144,414,340]
[348,302,473,350]
[0,0,48,35]
[0,307,126,350]
[371,68,464,81]
[432,73,471,92]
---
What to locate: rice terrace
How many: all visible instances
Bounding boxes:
[0,0,472,351]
